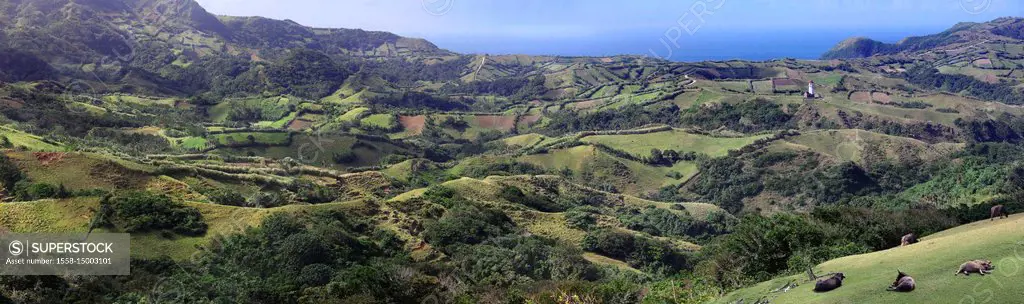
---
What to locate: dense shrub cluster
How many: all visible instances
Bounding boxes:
[458,159,548,179]
[689,150,934,213]
[905,65,1024,105]
[98,191,207,236]
[582,229,691,275]
[423,202,517,247]
[955,113,1024,143]
[543,104,682,134]
[680,98,794,133]
[0,154,23,193]
[701,207,959,288]
[13,182,70,201]
[266,49,350,99]
[616,206,735,242]
[366,91,470,111]
[440,75,547,100]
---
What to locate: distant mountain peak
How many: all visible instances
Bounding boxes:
[821,37,890,60]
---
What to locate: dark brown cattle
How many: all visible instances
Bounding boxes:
[813,273,846,292]
[900,233,918,246]
[887,270,916,292]
[955,260,995,276]
[990,205,1009,221]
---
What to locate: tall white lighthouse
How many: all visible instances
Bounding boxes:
[808,81,816,97]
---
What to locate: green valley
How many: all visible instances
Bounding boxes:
[1,1,1024,303]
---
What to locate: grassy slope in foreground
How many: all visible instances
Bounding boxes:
[715,214,1024,304]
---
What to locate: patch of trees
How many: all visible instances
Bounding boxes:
[895,143,1024,207]
[0,154,23,194]
[617,206,715,240]
[680,98,794,133]
[97,191,207,236]
[266,49,350,99]
[86,128,171,155]
[614,205,737,241]
[422,191,518,248]
[436,116,470,131]
[688,150,934,213]
[154,210,421,303]
[904,65,1024,105]
[0,89,142,137]
[0,49,56,82]
[893,101,932,109]
[361,56,473,85]
[702,205,959,289]
[496,186,552,212]
[955,113,1024,143]
[689,66,779,80]
[543,104,682,135]
[564,206,600,230]
[366,91,470,111]
[223,17,317,49]
[687,156,764,213]
[12,182,70,201]
[821,63,857,73]
[202,187,248,206]
[991,20,1024,39]
[581,229,691,275]
[446,235,599,289]
[701,213,869,287]
[646,148,700,166]
[443,77,528,96]
[290,179,341,204]
[835,110,958,143]
[245,190,291,208]
[457,160,548,179]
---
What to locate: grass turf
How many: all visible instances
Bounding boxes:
[580,129,770,158]
[715,213,1024,304]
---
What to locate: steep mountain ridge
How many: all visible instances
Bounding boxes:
[822,17,1024,59]
[0,0,445,77]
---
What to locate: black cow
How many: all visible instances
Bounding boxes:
[900,233,918,246]
[990,205,1009,221]
[813,273,846,293]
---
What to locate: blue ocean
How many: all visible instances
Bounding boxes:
[425,27,947,62]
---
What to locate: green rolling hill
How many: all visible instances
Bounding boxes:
[716,214,1024,304]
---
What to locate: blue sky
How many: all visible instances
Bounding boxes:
[195,0,1022,60]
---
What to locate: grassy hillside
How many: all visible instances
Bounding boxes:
[0,197,372,260]
[0,126,63,151]
[388,175,726,250]
[715,214,1024,304]
[772,129,964,164]
[581,129,770,158]
[511,145,698,195]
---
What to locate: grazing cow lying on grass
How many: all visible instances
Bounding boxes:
[955,260,995,276]
[813,273,846,292]
[887,270,916,292]
[991,205,1009,221]
[900,233,918,246]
